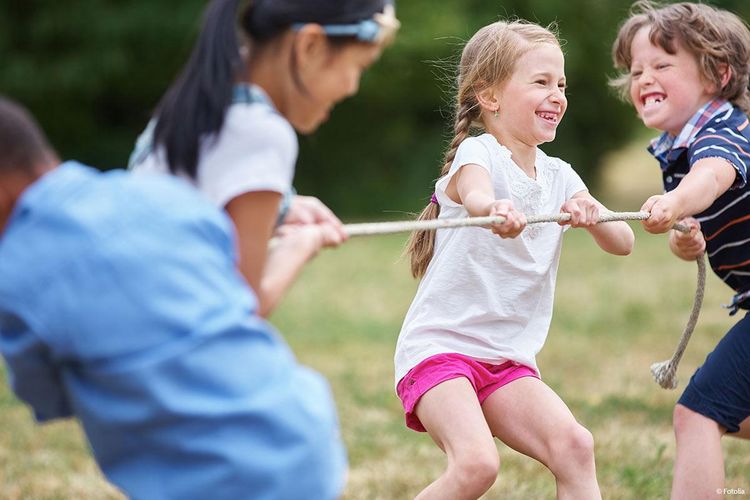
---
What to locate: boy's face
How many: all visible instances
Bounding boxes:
[628,26,716,136]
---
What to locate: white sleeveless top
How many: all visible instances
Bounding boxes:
[394,134,587,385]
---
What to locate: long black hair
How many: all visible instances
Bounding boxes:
[153,0,388,178]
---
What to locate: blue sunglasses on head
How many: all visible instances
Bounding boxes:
[292,4,399,45]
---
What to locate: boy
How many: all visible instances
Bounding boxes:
[612,1,750,498]
[0,96,345,500]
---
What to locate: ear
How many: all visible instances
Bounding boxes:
[475,85,500,114]
[718,63,732,90]
[291,24,330,69]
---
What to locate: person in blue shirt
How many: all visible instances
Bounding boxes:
[0,95,346,499]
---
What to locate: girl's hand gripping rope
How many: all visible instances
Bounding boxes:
[488,199,526,238]
[559,197,600,227]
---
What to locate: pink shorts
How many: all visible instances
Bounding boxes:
[396,353,539,432]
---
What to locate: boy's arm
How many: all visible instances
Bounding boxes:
[563,191,634,255]
[641,157,737,234]
[0,308,72,422]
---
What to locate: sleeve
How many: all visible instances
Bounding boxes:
[561,160,588,199]
[689,127,749,189]
[0,305,72,422]
[199,107,298,208]
[434,136,494,208]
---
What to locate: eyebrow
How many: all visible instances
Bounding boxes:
[530,72,566,81]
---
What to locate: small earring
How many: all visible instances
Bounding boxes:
[494,108,499,118]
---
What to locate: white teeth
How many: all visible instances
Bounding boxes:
[644,95,664,107]
[537,112,558,122]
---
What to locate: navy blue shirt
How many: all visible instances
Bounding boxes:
[0,163,345,499]
[649,100,750,295]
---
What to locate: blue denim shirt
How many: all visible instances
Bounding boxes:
[0,162,345,499]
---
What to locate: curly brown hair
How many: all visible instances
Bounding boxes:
[610,1,750,114]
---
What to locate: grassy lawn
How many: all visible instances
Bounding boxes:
[1,223,747,499]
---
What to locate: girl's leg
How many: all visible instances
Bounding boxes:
[671,404,725,500]
[414,377,500,500]
[480,377,601,500]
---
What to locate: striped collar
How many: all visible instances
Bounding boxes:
[232,84,275,109]
[649,99,732,162]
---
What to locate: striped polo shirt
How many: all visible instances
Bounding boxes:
[648,99,750,298]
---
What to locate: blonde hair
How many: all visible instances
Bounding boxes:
[611,1,750,114]
[406,20,561,278]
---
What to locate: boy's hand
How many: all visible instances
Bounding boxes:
[669,217,705,260]
[641,194,681,233]
[560,198,599,227]
[488,199,526,238]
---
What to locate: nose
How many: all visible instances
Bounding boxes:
[549,87,566,104]
[639,68,655,86]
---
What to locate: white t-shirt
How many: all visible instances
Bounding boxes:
[394,133,587,385]
[130,86,297,209]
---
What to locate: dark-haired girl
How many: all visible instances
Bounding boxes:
[131,0,399,317]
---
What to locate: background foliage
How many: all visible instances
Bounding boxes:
[1,0,749,215]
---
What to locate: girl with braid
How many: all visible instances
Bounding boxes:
[395,21,634,499]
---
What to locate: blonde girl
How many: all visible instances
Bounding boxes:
[396,21,634,499]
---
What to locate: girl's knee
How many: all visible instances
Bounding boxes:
[549,424,595,469]
[448,446,499,493]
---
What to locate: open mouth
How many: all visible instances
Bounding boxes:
[536,111,559,124]
[641,93,666,110]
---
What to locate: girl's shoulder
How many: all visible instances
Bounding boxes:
[225,102,295,143]
[455,134,512,165]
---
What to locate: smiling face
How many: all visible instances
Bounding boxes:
[289,41,382,134]
[492,43,567,151]
[628,26,716,136]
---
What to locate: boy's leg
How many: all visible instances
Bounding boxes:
[671,404,725,500]
[672,312,750,499]
[480,377,601,500]
[414,377,500,500]
[731,416,750,439]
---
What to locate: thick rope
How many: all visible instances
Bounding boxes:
[344,210,691,235]
[343,210,701,390]
[650,254,706,389]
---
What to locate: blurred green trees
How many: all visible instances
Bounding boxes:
[2,0,748,215]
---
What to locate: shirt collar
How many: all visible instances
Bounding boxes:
[9,161,83,225]
[649,98,731,161]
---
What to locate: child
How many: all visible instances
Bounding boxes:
[129,0,399,317]
[397,21,634,499]
[0,96,346,499]
[611,1,750,497]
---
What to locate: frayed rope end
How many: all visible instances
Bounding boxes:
[650,360,679,390]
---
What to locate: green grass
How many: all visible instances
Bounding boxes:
[1,227,748,499]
